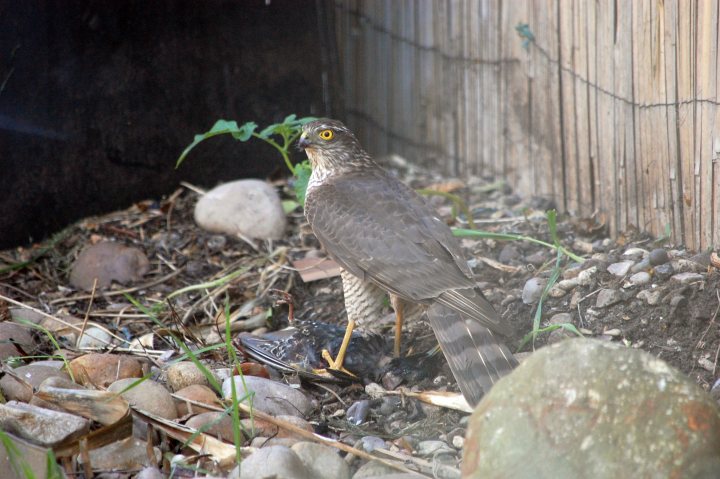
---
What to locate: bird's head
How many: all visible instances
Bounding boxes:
[298,118,373,172]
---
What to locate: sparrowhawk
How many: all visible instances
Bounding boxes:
[298,118,517,406]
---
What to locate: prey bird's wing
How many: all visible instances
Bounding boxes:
[305,169,511,336]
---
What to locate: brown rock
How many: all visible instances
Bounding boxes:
[108,378,177,419]
[69,242,150,291]
[0,364,70,402]
[174,384,222,416]
[69,353,142,388]
[0,322,34,361]
[186,412,236,442]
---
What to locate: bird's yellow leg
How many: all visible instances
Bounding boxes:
[390,295,404,357]
[322,319,356,372]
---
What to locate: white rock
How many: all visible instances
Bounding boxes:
[78,326,114,349]
[108,378,178,419]
[607,261,634,277]
[238,445,310,479]
[194,179,286,239]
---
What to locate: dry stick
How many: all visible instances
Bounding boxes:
[76,278,98,348]
[48,269,183,306]
[171,396,426,477]
[0,293,127,346]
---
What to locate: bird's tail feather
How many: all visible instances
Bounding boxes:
[436,288,513,336]
[426,303,518,407]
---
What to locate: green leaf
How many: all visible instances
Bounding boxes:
[294,160,312,204]
[282,200,300,214]
[176,120,257,168]
[230,121,257,141]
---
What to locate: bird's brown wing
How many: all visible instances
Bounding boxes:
[305,169,511,336]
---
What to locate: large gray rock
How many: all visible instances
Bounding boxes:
[194,179,286,239]
[237,445,310,479]
[222,375,312,417]
[463,339,720,479]
[107,378,178,419]
[292,442,350,479]
[0,401,90,447]
[69,242,150,291]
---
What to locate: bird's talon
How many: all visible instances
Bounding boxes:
[321,349,355,376]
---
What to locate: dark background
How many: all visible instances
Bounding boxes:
[0,0,335,248]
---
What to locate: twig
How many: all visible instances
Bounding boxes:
[76,278,98,348]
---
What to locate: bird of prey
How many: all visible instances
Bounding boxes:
[298,118,517,406]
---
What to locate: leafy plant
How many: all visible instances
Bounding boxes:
[176,114,315,203]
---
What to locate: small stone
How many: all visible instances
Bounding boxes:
[649,248,670,266]
[83,436,161,470]
[77,326,114,349]
[174,384,222,416]
[653,263,674,280]
[416,440,454,457]
[671,272,704,284]
[525,250,548,266]
[498,244,520,264]
[379,396,402,416]
[69,242,150,291]
[108,378,178,419]
[625,272,651,287]
[629,258,651,273]
[671,259,705,274]
[365,382,386,399]
[623,247,648,260]
[185,412,235,441]
[194,179,287,240]
[452,435,465,449]
[238,445,310,479]
[352,459,399,479]
[0,401,90,446]
[522,277,547,304]
[698,357,715,372]
[637,289,661,306]
[572,239,593,254]
[206,234,227,251]
[222,376,311,417]
[292,442,351,479]
[166,361,211,392]
[576,266,598,286]
[607,260,634,277]
[0,322,35,361]
[555,278,579,291]
[595,288,624,308]
[69,353,143,388]
[547,313,574,344]
[361,436,387,452]
[136,467,164,479]
[603,328,621,336]
[548,286,568,298]
[347,399,370,425]
[0,364,70,403]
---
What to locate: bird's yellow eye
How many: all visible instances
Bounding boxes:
[319,129,334,140]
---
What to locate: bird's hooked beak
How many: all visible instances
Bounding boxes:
[297,132,311,150]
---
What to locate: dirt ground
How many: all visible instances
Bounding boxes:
[0,158,718,476]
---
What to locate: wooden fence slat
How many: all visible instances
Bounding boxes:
[331,0,720,249]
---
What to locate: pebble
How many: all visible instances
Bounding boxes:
[69,353,143,388]
[185,412,235,441]
[595,289,624,308]
[347,399,370,425]
[83,436,161,470]
[629,258,651,273]
[463,339,720,478]
[525,250,548,266]
[0,364,70,402]
[546,313,575,344]
[77,326,114,349]
[576,266,598,286]
[365,382,386,399]
[194,179,287,240]
[361,436,387,452]
[416,440,454,457]
[625,271,651,287]
[174,384,222,416]
[522,277,547,304]
[572,239,594,254]
[671,258,705,273]
[452,435,465,449]
[653,263,674,280]
[107,378,178,419]
[69,242,150,291]
[135,467,164,479]
[292,442,351,479]
[498,244,520,263]
[607,260,634,277]
[0,322,35,361]
[554,278,579,292]
[166,361,212,392]
[206,234,227,251]
[649,248,670,266]
[0,401,90,446]
[222,376,312,417]
[637,289,661,306]
[623,247,648,260]
[238,445,310,479]
[671,272,704,284]
[352,460,399,479]
[379,396,402,416]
